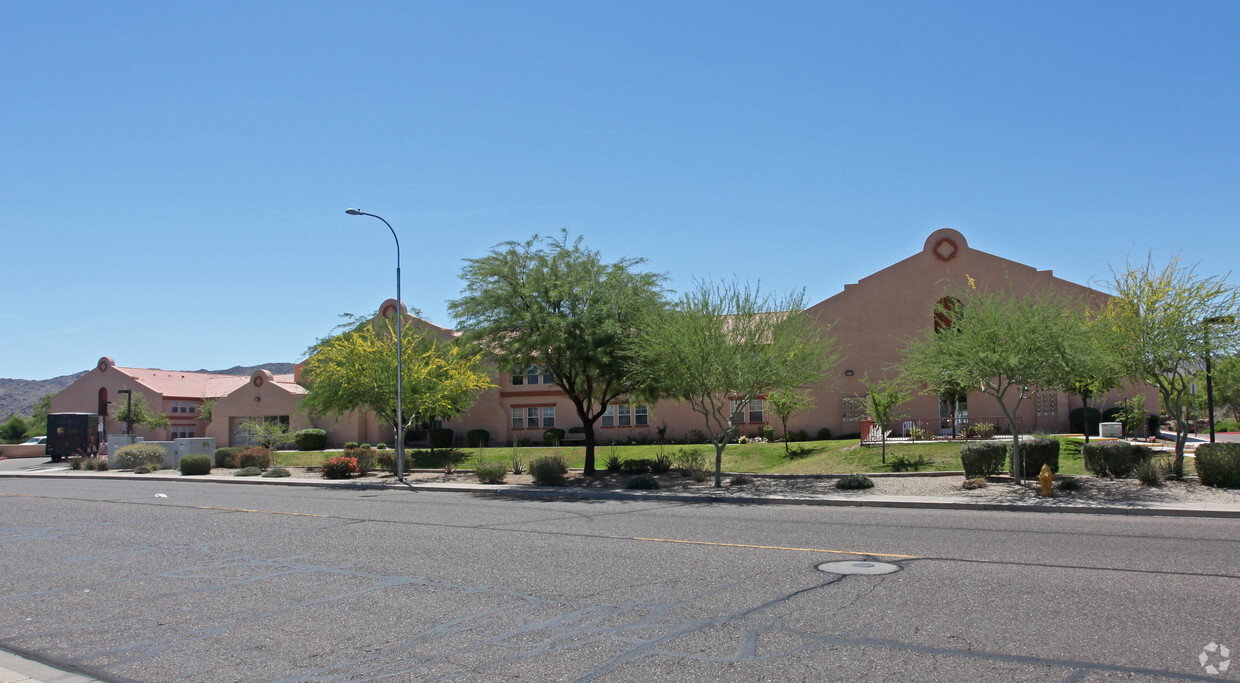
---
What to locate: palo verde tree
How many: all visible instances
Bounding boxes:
[899,278,1088,482]
[628,280,838,487]
[112,392,171,434]
[766,386,814,453]
[861,374,909,464]
[1213,353,1240,421]
[1101,253,1240,475]
[300,313,492,449]
[449,232,666,475]
[1063,312,1125,443]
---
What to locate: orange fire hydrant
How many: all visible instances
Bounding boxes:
[1038,463,1054,497]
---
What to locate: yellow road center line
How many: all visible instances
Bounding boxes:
[633,537,918,559]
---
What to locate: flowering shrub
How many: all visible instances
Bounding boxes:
[344,444,376,475]
[237,446,271,470]
[322,456,359,479]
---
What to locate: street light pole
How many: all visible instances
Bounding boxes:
[346,208,405,482]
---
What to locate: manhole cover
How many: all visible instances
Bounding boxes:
[817,560,901,575]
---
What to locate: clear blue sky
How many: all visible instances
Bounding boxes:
[3,1,1237,380]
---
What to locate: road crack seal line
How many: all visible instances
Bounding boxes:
[631,536,919,558]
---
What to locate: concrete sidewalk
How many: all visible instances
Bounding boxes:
[3,464,1239,519]
[0,648,102,683]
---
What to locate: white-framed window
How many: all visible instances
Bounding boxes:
[843,396,867,422]
[512,408,524,429]
[748,399,765,423]
[542,406,556,428]
[602,403,648,427]
[512,366,555,386]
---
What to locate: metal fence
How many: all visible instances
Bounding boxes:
[864,416,1022,443]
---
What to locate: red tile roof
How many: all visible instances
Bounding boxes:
[117,367,250,399]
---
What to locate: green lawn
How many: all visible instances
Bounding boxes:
[270,436,1194,476]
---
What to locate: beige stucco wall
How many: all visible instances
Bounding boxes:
[205,370,314,447]
[48,357,190,442]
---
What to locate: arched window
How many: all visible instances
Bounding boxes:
[98,387,108,416]
[934,297,959,332]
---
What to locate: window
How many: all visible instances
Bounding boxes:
[602,403,648,427]
[730,400,745,424]
[512,366,554,386]
[511,368,525,386]
[526,407,541,429]
[169,400,197,414]
[230,416,288,447]
[170,426,195,439]
[542,406,556,428]
[748,399,765,423]
[526,367,541,385]
[842,396,867,422]
[512,408,524,429]
[1036,392,1058,417]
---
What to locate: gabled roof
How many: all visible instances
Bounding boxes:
[117,366,250,399]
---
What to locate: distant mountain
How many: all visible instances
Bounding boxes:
[0,363,295,419]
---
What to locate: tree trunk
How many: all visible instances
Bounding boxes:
[714,441,726,488]
[780,417,789,453]
[1082,395,1091,444]
[569,397,598,476]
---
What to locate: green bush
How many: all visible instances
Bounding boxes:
[964,422,996,440]
[1082,441,1154,478]
[604,452,623,471]
[376,450,398,475]
[262,466,291,478]
[620,458,654,474]
[178,454,211,475]
[1135,460,1162,487]
[237,447,271,470]
[762,425,776,441]
[1069,407,1102,435]
[474,462,508,484]
[466,429,490,447]
[1195,443,1240,487]
[651,452,673,473]
[1014,436,1060,479]
[672,447,707,479]
[344,441,359,449]
[1147,414,1162,437]
[542,428,565,446]
[960,442,1006,478]
[817,428,833,441]
[294,429,327,451]
[430,428,454,449]
[889,454,932,472]
[70,457,108,471]
[115,443,166,470]
[568,426,585,434]
[322,456,359,479]
[215,447,242,468]
[835,473,875,490]
[234,467,262,476]
[1213,418,1240,433]
[530,455,568,485]
[625,474,660,489]
[345,444,376,475]
[377,443,387,450]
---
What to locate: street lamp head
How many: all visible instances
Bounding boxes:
[345,208,364,216]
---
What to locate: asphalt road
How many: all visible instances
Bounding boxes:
[1,477,1238,682]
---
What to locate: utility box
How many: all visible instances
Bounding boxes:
[1099,422,1123,438]
[46,413,100,462]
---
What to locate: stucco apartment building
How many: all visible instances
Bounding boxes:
[51,229,1141,448]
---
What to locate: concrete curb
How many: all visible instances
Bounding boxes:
[0,647,102,683]
[4,470,1240,519]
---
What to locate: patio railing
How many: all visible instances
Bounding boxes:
[861,416,1022,443]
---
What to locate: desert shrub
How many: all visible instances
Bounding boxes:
[237,447,271,470]
[651,452,673,473]
[960,442,1006,478]
[816,427,833,441]
[530,455,568,485]
[68,457,85,470]
[430,428,454,449]
[345,444,376,475]
[889,454,932,472]
[262,466,291,478]
[234,467,262,476]
[466,429,490,447]
[87,457,109,471]
[178,454,211,476]
[835,473,875,490]
[907,426,931,441]
[1014,436,1060,479]
[115,443,166,470]
[762,425,776,441]
[621,458,654,474]
[322,456,359,479]
[376,450,397,475]
[344,442,358,449]
[1195,443,1240,487]
[510,455,525,475]
[687,429,708,444]
[1134,460,1163,487]
[215,447,242,468]
[961,477,988,490]
[475,461,508,484]
[294,429,327,451]
[604,452,623,472]
[542,428,565,446]
[1082,441,1154,478]
[673,447,707,475]
[625,474,660,489]
[1068,407,1102,435]
[964,422,996,440]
